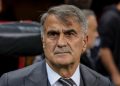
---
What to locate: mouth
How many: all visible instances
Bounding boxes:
[54,52,70,55]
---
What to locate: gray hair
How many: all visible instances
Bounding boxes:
[40,5,88,36]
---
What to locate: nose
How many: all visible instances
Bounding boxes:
[57,34,67,47]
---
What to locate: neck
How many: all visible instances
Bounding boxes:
[47,61,79,78]
[57,64,78,78]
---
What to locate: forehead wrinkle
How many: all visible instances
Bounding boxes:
[50,14,80,28]
[45,14,78,27]
[44,15,81,34]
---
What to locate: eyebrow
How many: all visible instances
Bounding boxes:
[47,28,77,34]
[47,30,60,35]
[63,29,77,34]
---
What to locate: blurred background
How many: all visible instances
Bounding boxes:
[0,0,119,84]
[0,0,116,21]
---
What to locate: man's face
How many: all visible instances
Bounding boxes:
[87,15,98,48]
[42,15,87,67]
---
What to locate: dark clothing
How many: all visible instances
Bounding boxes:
[0,59,112,86]
[98,5,120,72]
[81,50,96,70]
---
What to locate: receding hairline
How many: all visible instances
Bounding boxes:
[44,14,83,27]
[40,5,88,35]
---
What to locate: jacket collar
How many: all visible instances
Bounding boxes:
[26,60,50,86]
[80,64,98,86]
[25,60,98,86]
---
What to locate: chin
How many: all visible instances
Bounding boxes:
[56,62,73,67]
[55,53,72,59]
[53,54,73,65]
[55,59,73,66]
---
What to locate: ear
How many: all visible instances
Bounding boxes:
[82,35,88,53]
[41,35,45,49]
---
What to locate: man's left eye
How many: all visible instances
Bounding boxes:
[65,32,75,37]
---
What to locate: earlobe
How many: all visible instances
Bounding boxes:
[82,44,86,54]
[82,35,88,53]
[41,36,45,49]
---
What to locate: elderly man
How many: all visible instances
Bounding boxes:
[0,5,112,86]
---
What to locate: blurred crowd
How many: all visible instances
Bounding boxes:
[0,0,120,86]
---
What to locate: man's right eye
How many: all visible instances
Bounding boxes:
[47,31,59,38]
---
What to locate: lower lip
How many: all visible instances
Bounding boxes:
[55,53,69,56]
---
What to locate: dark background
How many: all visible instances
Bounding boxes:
[0,0,116,21]
[0,0,116,76]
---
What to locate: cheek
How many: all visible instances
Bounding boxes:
[71,40,83,53]
[44,39,56,52]
[72,42,83,60]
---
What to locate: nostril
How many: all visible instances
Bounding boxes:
[57,44,66,48]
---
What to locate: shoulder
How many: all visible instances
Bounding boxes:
[0,60,44,86]
[8,62,41,77]
[80,64,112,86]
